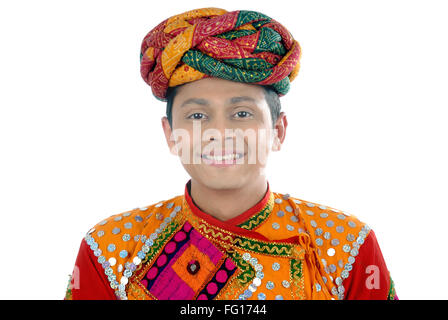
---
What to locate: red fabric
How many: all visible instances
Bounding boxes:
[68,239,117,300]
[343,230,392,300]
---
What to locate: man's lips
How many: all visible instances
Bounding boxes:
[201,152,245,161]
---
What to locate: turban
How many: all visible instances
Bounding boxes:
[140,7,302,101]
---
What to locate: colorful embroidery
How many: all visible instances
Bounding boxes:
[75,184,392,301]
[387,276,398,300]
[290,259,305,300]
[233,237,293,256]
[228,250,255,285]
[64,274,73,300]
[196,258,237,300]
[136,221,237,300]
[138,220,182,270]
[237,193,274,230]
[184,199,295,257]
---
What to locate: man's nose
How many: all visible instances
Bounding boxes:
[205,117,235,141]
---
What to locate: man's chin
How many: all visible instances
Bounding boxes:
[193,174,247,191]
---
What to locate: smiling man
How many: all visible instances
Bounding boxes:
[162,77,284,222]
[66,7,397,300]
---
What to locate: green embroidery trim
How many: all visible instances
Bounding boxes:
[290,259,303,279]
[387,276,397,300]
[194,218,294,257]
[64,274,72,300]
[237,197,274,230]
[141,220,180,266]
[229,251,255,285]
[233,236,293,257]
[290,259,304,300]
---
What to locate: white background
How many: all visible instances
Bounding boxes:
[0,0,447,299]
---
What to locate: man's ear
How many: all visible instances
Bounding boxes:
[161,116,178,155]
[272,112,287,151]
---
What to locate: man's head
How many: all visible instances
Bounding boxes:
[161,77,287,191]
[141,8,301,190]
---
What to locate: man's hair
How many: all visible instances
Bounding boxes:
[165,84,281,129]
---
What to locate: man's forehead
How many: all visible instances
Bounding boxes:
[174,78,266,106]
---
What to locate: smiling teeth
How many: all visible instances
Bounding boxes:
[203,153,243,161]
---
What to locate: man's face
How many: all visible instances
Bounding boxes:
[162,77,287,190]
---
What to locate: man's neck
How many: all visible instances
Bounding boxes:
[189,176,268,222]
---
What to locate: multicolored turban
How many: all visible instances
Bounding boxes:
[140,7,302,101]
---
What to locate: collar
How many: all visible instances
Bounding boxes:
[184,179,271,229]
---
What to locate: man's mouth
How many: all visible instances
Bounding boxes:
[201,153,244,161]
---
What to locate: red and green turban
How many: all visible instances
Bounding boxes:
[140,7,302,101]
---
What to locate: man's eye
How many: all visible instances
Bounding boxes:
[234,111,253,118]
[188,113,206,120]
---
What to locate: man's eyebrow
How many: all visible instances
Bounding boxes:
[228,96,257,105]
[179,96,257,108]
[180,98,210,108]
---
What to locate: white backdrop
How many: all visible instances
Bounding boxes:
[0,0,447,299]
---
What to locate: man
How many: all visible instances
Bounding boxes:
[65,7,397,300]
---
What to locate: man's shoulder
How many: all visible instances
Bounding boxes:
[85,194,184,241]
[273,192,372,299]
[82,194,183,270]
[81,194,185,293]
[273,192,369,231]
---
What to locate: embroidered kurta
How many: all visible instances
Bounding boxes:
[65,180,397,300]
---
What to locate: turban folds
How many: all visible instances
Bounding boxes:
[140,8,302,101]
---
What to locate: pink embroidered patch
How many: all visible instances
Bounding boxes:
[139,221,237,300]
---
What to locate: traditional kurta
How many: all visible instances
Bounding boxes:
[65,180,397,300]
